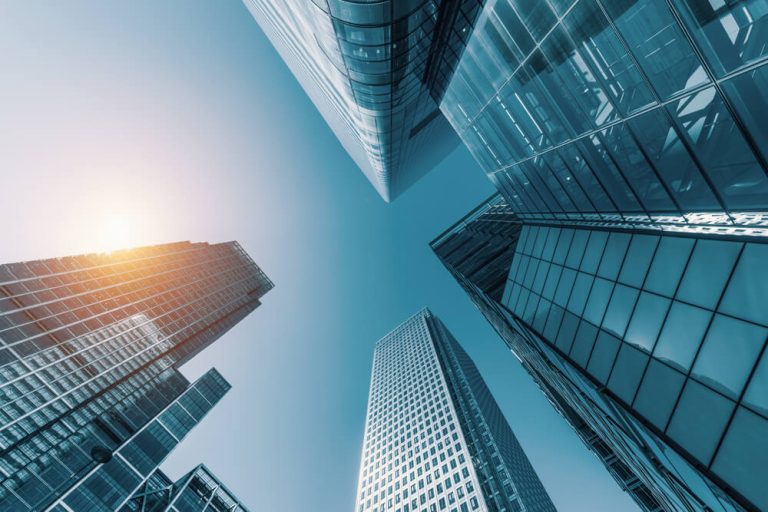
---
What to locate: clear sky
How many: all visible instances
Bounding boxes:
[0,2,639,511]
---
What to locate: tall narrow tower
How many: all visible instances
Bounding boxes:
[355,309,556,512]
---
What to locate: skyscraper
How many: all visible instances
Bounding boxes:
[49,368,232,512]
[0,241,272,511]
[432,194,768,511]
[355,308,556,512]
[242,0,472,201]
[122,464,250,512]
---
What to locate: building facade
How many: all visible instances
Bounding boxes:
[439,0,768,237]
[432,195,768,511]
[48,369,232,512]
[355,308,556,512]
[243,0,478,201]
[122,464,250,512]
[0,241,272,511]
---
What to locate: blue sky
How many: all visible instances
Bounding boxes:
[0,1,638,510]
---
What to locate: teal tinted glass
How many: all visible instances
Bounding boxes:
[625,292,670,353]
[691,315,767,399]
[654,302,711,372]
[645,236,694,297]
[634,360,685,430]
[720,243,768,326]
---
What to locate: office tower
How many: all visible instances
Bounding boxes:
[242,0,472,201]
[355,308,556,512]
[48,368,231,512]
[432,194,768,511]
[439,0,768,236]
[122,464,249,512]
[0,241,273,511]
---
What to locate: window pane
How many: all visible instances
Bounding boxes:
[570,320,599,367]
[645,236,694,297]
[719,243,768,326]
[619,234,659,288]
[711,407,768,511]
[744,348,768,418]
[541,264,563,301]
[676,239,741,310]
[555,311,579,353]
[583,277,614,325]
[628,108,720,211]
[580,231,608,274]
[597,233,630,280]
[554,268,577,307]
[667,380,735,465]
[602,284,639,338]
[565,230,589,268]
[604,0,707,99]
[543,304,565,342]
[691,314,767,400]
[567,272,594,316]
[654,302,711,372]
[634,360,685,430]
[625,292,671,352]
[552,229,575,265]
[607,343,649,403]
[587,330,621,383]
[672,0,768,76]
[722,65,768,164]
[666,88,768,210]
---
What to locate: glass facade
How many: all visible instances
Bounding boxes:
[355,308,556,512]
[440,0,768,235]
[0,241,272,510]
[432,195,768,511]
[243,0,481,201]
[50,369,231,512]
[122,463,249,512]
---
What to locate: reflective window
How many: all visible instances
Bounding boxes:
[554,268,577,307]
[628,108,720,211]
[645,236,694,297]
[556,311,579,353]
[552,229,575,265]
[567,272,594,316]
[587,330,620,383]
[744,348,768,418]
[602,284,639,338]
[667,88,768,210]
[604,0,707,99]
[607,343,649,404]
[597,232,630,280]
[654,302,711,372]
[720,243,768,326]
[570,320,599,367]
[565,230,589,268]
[712,407,768,511]
[722,66,768,163]
[542,264,563,301]
[543,304,565,342]
[583,278,614,325]
[625,292,670,352]
[619,234,659,288]
[580,231,608,274]
[691,314,767,400]
[676,239,741,309]
[634,360,685,430]
[672,0,768,76]
[667,380,735,465]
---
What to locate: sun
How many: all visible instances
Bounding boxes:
[97,212,137,253]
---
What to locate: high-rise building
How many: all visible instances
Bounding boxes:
[242,0,473,201]
[122,464,250,512]
[432,194,768,512]
[0,241,272,511]
[48,368,232,512]
[439,0,768,237]
[355,308,556,512]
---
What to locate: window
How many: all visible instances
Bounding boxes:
[634,360,685,430]
[719,243,768,326]
[645,236,694,297]
[587,331,621,384]
[625,292,670,352]
[607,344,649,403]
[654,302,711,372]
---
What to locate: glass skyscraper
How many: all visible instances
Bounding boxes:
[243,0,474,201]
[355,308,556,512]
[439,0,768,236]
[122,463,249,512]
[49,368,232,512]
[432,195,768,511]
[0,241,272,511]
